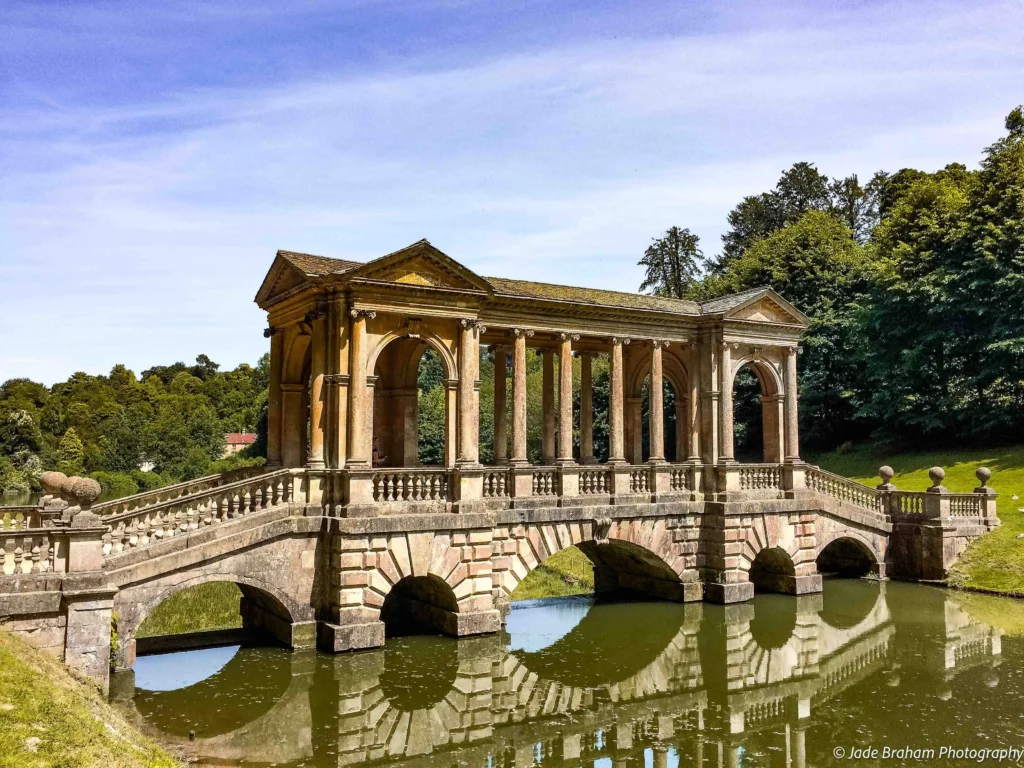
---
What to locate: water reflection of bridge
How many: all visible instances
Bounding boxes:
[115,584,1004,767]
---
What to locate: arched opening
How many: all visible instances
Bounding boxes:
[380,575,460,637]
[578,539,690,602]
[732,361,783,463]
[748,547,796,594]
[625,352,690,465]
[508,539,690,605]
[817,538,875,579]
[132,581,297,660]
[372,337,453,467]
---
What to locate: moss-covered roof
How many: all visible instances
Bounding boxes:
[271,245,783,319]
[277,250,362,276]
[699,286,770,314]
[486,276,701,314]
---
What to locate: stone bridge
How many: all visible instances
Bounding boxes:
[0,240,1000,691]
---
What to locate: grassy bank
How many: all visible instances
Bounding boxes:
[810,445,1024,595]
[0,629,179,768]
[136,582,242,638]
[510,547,594,600]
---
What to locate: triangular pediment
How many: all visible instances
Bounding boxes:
[724,289,809,326]
[344,240,493,294]
[255,255,312,308]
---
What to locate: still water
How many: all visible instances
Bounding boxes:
[113,581,1019,767]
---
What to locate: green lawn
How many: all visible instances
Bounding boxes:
[510,546,595,601]
[0,630,180,768]
[136,582,242,638]
[810,444,1024,595]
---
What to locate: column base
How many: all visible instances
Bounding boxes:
[703,581,754,604]
[317,620,385,652]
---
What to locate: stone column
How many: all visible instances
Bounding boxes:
[266,327,283,467]
[557,333,577,464]
[327,295,349,469]
[281,383,304,467]
[511,329,532,464]
[457,319,481,465]
[493,345,508,464]
[579,352,595,464]
[649,341,666,463]
[719,341,735,462]
[542,348,556,463]
[784,346,800,461]
[688,347,701,461]
[675,395,688,462]
[609,337,628,463]
[347,310,374,467]
[307,309,327,468]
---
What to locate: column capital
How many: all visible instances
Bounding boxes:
[460,318,486,332]
[648,339,670,348]
[559,332,580,342]
[304,308,327,323]
[720,340,740,351]
[324,374,351,386]
[349,308,377,320]
[781,344,804,357]
[611,336,631,346]
[511,328,535,338]
[263,326,282,338]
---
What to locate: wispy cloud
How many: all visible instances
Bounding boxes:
[2,0,1022,383]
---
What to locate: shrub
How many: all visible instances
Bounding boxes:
[88,471,138,500]
[129,469,167,492]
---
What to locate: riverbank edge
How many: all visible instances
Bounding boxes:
[0,628,181,768]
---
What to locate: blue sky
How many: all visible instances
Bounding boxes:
[2,0,1022,384]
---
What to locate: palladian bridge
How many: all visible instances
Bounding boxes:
[0,239,1000,690]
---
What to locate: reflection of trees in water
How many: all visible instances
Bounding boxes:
[132,646,293,738]
[125,582,1012,768]
[511,601,688,688]
[379,636,459,711]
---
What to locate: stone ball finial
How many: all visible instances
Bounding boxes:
[879,466,894,484]
[69,477,102,509]
[976,466,992,488]
[929,467,946,487]
[60,474,80,501]
[39,471,67,496]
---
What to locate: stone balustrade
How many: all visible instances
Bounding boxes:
[736,464,782,491]
[92,464,269,517]
[805,467,881,513]
[102,469,293,555]
[370,469,450,503]
[0,507,43,531]
[0,530,56,575]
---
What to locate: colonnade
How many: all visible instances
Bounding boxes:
[265,309,802,473]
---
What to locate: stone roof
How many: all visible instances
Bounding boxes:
[278,250,362,277]
[699,286,771,315]
[486,277,701,314]
[271,247,778,318]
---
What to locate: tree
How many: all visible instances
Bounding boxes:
[712,211,873,449]
[639,227,705,298]
[58,427,85,475]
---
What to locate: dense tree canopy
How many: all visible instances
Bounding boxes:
[0,356,267,496]
[641,107,1024,451]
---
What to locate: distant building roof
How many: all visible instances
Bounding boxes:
[225,432,257,445]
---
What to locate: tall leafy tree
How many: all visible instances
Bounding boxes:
[638,226,705,298]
